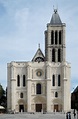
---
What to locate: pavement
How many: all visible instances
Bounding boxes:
[0,112,75,119]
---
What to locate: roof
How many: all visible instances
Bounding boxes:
[32,46,45,62]
[50,9,62,25]
[73,86,78,93]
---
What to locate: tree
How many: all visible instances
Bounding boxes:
[0,84,6,109]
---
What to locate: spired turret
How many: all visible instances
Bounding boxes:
[50,9,62,25]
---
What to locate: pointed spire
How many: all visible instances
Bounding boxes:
[50,8,62,25]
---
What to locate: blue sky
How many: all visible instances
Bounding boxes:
[0,0,78,91]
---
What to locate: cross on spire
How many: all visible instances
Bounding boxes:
[38,43,40,49]
[53,5,58,13]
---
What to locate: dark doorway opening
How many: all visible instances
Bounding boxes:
[36,104,42,112]
[19,105,24,112]
[54,105,58,112]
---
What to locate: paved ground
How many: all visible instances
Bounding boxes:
[0,113,75,119]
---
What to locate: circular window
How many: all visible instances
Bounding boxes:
[36,71,42,77]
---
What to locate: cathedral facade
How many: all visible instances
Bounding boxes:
[7,9,71,113]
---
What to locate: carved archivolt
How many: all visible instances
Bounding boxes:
[18,99,25,104]
[32,96,46,103]
[52,99,62,104]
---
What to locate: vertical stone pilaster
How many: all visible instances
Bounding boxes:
[26,65,31,112]
[27,66,30,79]
[46,65,51,112]
[57,31,59,45]
[48,31,51,44]
[62,65,71,112]
[54,31,55,44]
[11,65,16,110]
[61,48,62,62]
[27,79,31,112]
[62,27,66,62]
[46,79,51,112]
[11,80,13,110]
[55,49,58,62]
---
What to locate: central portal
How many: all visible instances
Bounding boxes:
[19,105,24,112]
[54,105,58,112]
[36,104,42,112]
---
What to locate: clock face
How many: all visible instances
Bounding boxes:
[36,71,42,77]
[35,57,44,62]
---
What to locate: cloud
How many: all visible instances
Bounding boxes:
[14,8,29,33]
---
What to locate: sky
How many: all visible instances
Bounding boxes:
[0,0,78,92]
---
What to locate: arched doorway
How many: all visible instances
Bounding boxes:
[36,104,42,112]
[54,104,58,112]
[53,99,62,112]
[19,105,24,112]
[32,96,46,112]
[18,99,26,112]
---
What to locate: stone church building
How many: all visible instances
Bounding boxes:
[7,9,71,113]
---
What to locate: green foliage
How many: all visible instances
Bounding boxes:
[0,84,5,98]
[0,84,6,109]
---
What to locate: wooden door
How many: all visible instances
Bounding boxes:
[36,104,42,112]
[54,105,58,112]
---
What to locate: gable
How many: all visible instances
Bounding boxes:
[32,48,45,62]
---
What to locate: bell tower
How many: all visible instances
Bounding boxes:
[45,9,66,63]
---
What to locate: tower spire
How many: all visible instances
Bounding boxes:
[38,43,40,49]
[50,6,62,25]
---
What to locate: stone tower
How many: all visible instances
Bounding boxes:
[45,9,66,62]
[45,9,71,112]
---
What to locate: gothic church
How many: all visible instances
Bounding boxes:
[7,9,71,113]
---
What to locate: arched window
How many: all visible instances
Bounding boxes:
[59,31,61,44]
[55,92,58,97]
[23,75,25,87]
[55,31,57,44]
[36,83,41,94]
[51,31,54,44]
[58,49,61,62]
[52,75,55,86]
[20,93,23,98]
[58,75,61,86]
[17,75,20,87]
[52,49,55,62]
